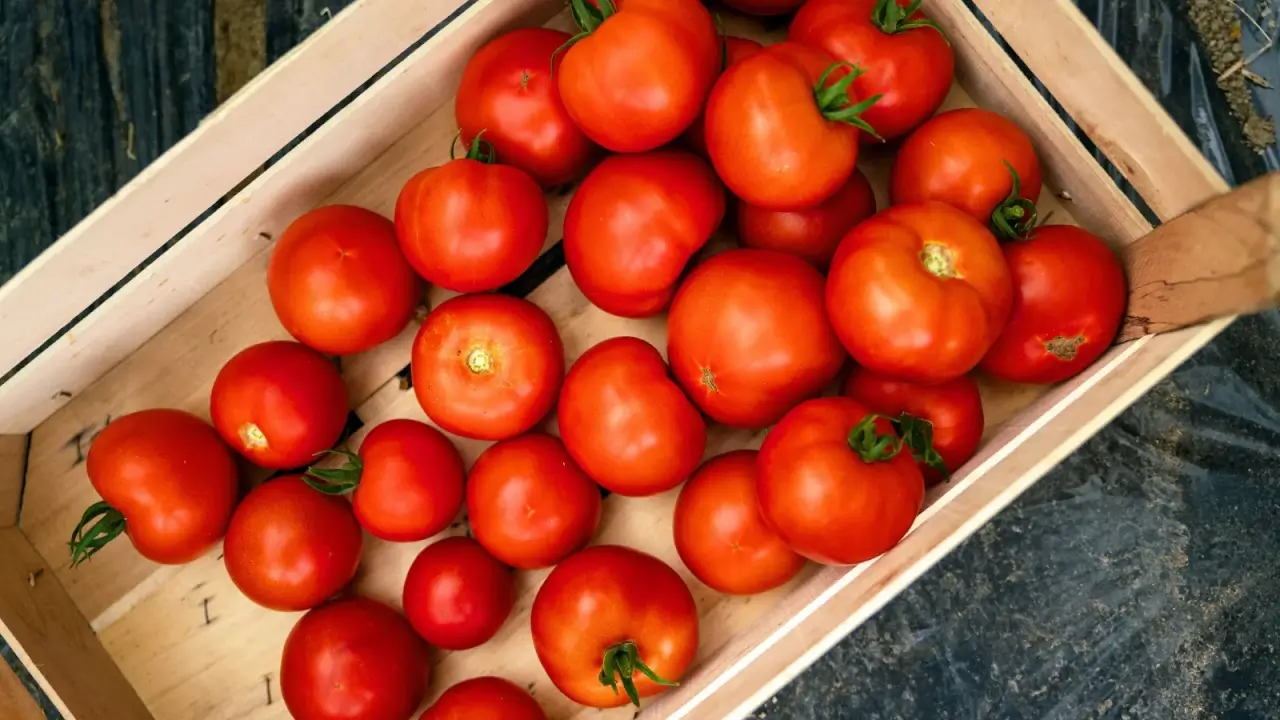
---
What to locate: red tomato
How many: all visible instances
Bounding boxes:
[411,294,563,441]
[420,677,546,720]
[791,0,955,142]
[281,597,430,720]
[402,537,514,650]
[466,434,601,569]
[668,249,845,428]
[210,341,349,469]
[737,168,877,269]
[532,545,698,708]
[826,202,1012,383]
[558,337,706,496]
[455,28,599,187]
[224,476,363,612]
[843,368,984,484]
[758,397,925,564]
[673,450,806,594]
[682,36,765,157]
[723,0,805,14]
[981,225,1127,383]
[70,409,238,566]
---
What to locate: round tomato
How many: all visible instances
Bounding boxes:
[673,450,806,594]
[70,409,238,566]
[420,677,546,720]
[455,28,599,187]
[723,0,805,14]
[682,36,764,158]
[558,0,719,152]
[394,139,548,293]
[736,168,877,269]
[402,537,514,650]
[411,294,563,440]
[466,433,601,569]
[758,397,925,565]
[791,0,955,142]
[211,341,349,469]
[558,337,706,496]
[981,225,1127,384]
[281,597,430,720]
[826,202,1012,382]
[224,476,363,611]
[532,545,698,708]
[668,249,845,428]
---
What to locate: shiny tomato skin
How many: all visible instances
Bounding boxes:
[466,434,601,569]
[411,294,564,441]
[558,337,706,496]
[84,409,239,564]
[758,397,925,565]
[682,37,765,158]
[564,151,725,317]
[352,419,465,542]
[668,249,846,428]
[737,168,877,269]
[211,341,350,469]
[455,28,599,187]
[791,0,955,142]
[420,677,546,720]
[826,202,1012,383]
[281,597,430,720]
[402,537,514,650]
[981,225,1127,384]
[723,0,805,14]
[224,475,363,611]
[532,545,698,708]
[673,450,806,594]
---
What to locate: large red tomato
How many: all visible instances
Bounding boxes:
[420,677,546,720]
[826,202,1012,383]
[455,28,599,187]
[402,537,514,650]
[224,475,363,612]
[758,397,925,565]
[70,409,238,566]
[791,0,955,142]
[682,36,765,158]
[558,337,706,496]
[668,249,845,428]
[737,168,877,269]
[466,434,602,569]
[981,225,1127,383]
[723,0,805,14]
[210,341,349,469]
[532,545,698,708]
[411,294,563,440]
[673,450,806,594]
[281,597,430,720]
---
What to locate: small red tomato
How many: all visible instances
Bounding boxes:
[402,537,514,650]
[466,434,601,569]
[723,0,805,14]
[981,225,1127,384]
[737,168,877,269]
[673,450,806,594]
[420,677,546,720]
[682,36,765,158]
[224,476,363,612]
[411,294,564,441]
[281,597,430,720]
[210,341,349,469]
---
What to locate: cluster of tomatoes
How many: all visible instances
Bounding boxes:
[68,0,1130,718]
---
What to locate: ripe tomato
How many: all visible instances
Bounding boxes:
[826,202,1012,383]
[668,249,845,428]
[223,476,363,611]
[791,0,955,142]
[758,397,925,565]
[981,225,1127,384]
[69,409,238,566]
[411,294,563,440]
[558,0,719,152]
[673,450,806,594]
[682,36,764,158]
[723,0,805,14]
[402,537,514,650]
[737,168,877,269]
[211,341,349,469]
[466,433,601,569]
[558,337,706,496]
[281,596,430,720]
[394,139,548,293]
[420,677,546,720]
[532,545,698,708]
[455,28,599,187]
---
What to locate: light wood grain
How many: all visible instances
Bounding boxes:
[0,436,26,528]
[0,658,43,720]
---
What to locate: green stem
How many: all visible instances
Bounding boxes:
[598,641,678,707]
[847,413,950,479]
[68,501,127,567]
[303,448,364,495]
[813,63,883,140]
[870,0,949,41]
[990,160,1039,241]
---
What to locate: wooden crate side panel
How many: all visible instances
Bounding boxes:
[0,436,27,528]
[0,658,44,720]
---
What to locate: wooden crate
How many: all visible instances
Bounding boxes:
[0,0,1233,718]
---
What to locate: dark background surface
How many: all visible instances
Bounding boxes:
[2,1,1279,718]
